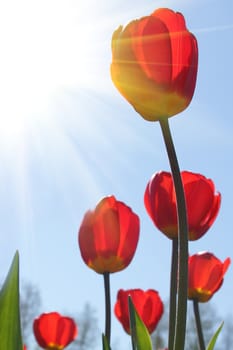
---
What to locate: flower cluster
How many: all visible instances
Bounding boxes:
[29,7,230,350]
[76,7,230,350]
[76,9,230,349]
[77,173,230,343]
[0,6,230,350]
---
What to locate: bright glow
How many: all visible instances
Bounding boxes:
[0,0,149,259]
[0,0,109,144]
[0,0,116,258]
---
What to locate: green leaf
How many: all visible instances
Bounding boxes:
[128,296,152,350]
[0,251,23,350]
[102,333,111,350]
[206,322,224,350]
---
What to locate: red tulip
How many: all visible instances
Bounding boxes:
[114,289,163,334]
[188,252,231,302]
[144,171,221,240]
[33,312,77,350]
[111,8,198,121]
[78,195,140,274]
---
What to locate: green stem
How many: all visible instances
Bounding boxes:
[168,238,178,350]
[193,299,205,350]
[159,118,189,350]
[103,272,111,346]
[128,297,137,350]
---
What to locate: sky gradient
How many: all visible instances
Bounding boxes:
[0,0,233,349]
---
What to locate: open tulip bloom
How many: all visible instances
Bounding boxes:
[33,312,78,350]
[114,289,164,334]
[188,252,230,303]
[78,195,140,274]
[111,8,198,122]
[144,171,221,240]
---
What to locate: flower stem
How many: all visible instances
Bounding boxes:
[159,118,189,350]
[103,272,111,346]
[168,238,178,350]
[193,299,205,350]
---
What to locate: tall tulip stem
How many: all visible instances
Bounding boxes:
[168,238,178,350]
[103,272,111,346]
[159,118,189,350]
[193,299,205,350]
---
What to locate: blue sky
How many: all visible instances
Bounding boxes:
[0,0,233,348]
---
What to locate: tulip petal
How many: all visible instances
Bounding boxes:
[94,208,120,258]
[197,192,221,238]
[117,203,140,266]
[223,257,231,274]
[144,172,178,238]
[78,211,98,264]
[130,15,172,84]
[152,8,198,98]
[56,318,78,347]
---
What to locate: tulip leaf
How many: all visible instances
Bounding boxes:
[102,334,111,350]
[128,296,152,350]
[0,251,23,350]
[206,322,223,350]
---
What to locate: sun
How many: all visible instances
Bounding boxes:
[0,0,110,147]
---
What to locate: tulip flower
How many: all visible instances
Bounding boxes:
[144,171,221,240]
[33,312,78,350]
[78,195,140,274]
[114,289,164,334]
[188,252,231,302]
[111,8,198,122]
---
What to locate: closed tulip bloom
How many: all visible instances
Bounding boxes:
[33,312,77,350]
[78,195,140,274]
[111,8,198,122]
[114,289,163,334]
[188,252,231,302]
[144,171,221,240]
